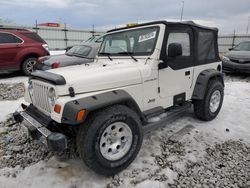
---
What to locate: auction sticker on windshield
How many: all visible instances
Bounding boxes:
[138,31,156,43]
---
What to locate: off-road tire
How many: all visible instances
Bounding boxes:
[22,57,37,76]
[77,105,143,176]
[193,80,224,121]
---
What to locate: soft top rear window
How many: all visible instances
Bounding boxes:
[197,31,216,61]
[21,33,46,43]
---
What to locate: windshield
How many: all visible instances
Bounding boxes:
[99,26,159,56]
[66,45,92,57]
[234,42,250,51]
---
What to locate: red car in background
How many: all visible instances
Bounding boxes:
[0,28,50,75]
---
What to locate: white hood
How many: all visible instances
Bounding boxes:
[47,61,143,95]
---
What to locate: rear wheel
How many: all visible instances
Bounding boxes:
[77,105,143,176]
[193,80,224,121]
[22,57,37,76]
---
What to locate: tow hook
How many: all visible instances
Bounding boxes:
[13,111,23,123]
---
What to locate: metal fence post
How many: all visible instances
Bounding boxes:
[63,23,68,49]
[232,30,236,48]
[32,19,39,33]
[90,24,96,37]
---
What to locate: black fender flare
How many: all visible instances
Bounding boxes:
[192,69,224,100]
[61,90,144,125]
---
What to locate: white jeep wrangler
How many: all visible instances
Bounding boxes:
[15,21,224,176]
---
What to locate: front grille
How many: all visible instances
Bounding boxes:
[230,59,250,64]
[32,81,51,114]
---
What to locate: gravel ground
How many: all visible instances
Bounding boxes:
[0,83,25,101]
[1,116,249,187]
[0,117,52,171]
[169,140,250,188]
[106,133,250,188]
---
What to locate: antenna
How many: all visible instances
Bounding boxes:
[180,1,184,21]
[246,16,250,34]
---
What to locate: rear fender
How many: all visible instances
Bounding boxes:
[192,69,224,100]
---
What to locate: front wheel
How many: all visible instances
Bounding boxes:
[77,105,143,176]
[22,57,37,76]
[193,80,224,121]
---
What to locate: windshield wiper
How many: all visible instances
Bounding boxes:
[98,52,113,61]
[118,52,138,62]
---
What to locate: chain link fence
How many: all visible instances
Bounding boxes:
[0,24,104,50]
[218,34,250,55]
[1,24,250,54]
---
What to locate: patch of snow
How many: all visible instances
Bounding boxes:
[186,81,250,143]
[0,98,25,122]
[0,157,110,188]
[134,180,166,188]
[50,50,65,56]
[0,77,28,84]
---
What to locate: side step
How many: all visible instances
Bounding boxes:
[142,102,192,134]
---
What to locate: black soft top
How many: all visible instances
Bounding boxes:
[108,20,220,66]
[107,20,218,33]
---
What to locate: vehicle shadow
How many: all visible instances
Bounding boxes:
[0,71,25,79]
[224,72,250,78]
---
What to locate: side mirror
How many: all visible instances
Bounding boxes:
[168,43,182,57]
[158,60,168,70]
[229,46,235,51]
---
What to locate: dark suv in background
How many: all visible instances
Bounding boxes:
[0,28,49,75]
[222,41,250,74]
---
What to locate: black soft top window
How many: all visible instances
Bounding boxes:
[0,32,23,44]
[193,26,219,65]
[197,32,216,61]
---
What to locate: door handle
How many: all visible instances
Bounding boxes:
[185,71,190,76]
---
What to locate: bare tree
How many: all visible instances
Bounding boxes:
[0,17,15,25]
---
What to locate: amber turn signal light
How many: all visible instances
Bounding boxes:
[76,109,86,121]
[54,104,61,114]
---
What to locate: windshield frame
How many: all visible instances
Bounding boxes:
[98,26,160,57]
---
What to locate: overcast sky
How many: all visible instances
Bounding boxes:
[0,0,249,34]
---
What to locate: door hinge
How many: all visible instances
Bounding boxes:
[158,87,161,93]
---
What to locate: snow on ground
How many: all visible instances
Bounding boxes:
[0,98,25,122]
[0,76,249,188]
[50,50,66,55]
[0,76,28,84]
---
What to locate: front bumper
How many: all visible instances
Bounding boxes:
[14,105,67,152]
[222,61,250,73]
[34,63,51,71]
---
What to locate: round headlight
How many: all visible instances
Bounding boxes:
[48,88,57,106]
[28,83,33,96]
